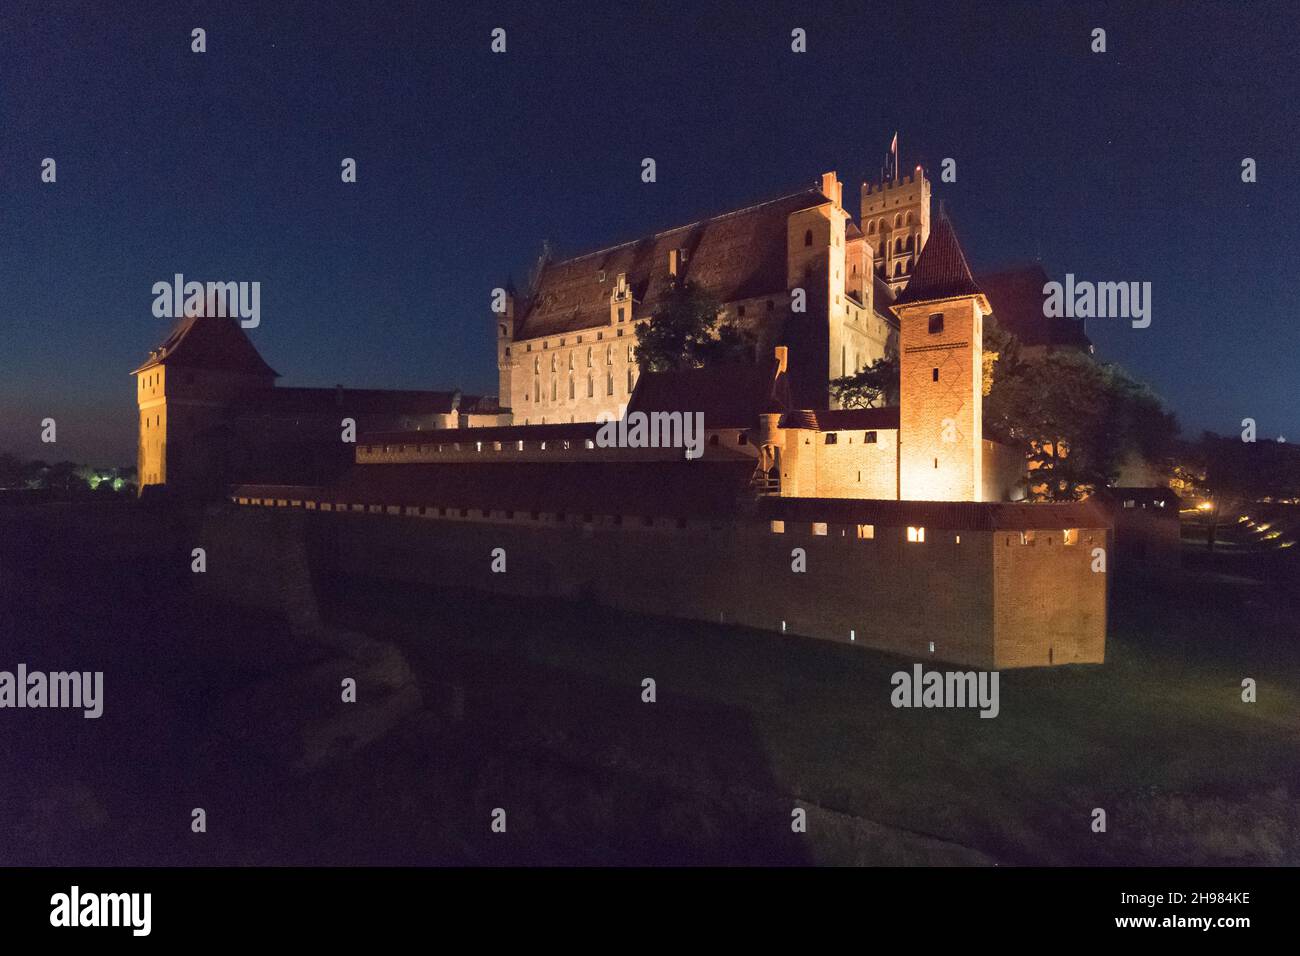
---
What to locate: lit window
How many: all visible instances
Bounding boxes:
[1063,528,1078,545]
[812,522,828,536]
[856,524,874,539]
[770,520,785,534]
[1020,531,1037,545]
[907,526,925,543]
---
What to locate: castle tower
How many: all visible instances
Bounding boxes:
[891,215,990,502]
[496,289,515,412]
[132,315,278,493]
[861,141,931,295]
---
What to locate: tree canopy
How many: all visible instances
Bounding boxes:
[633,280,753,373]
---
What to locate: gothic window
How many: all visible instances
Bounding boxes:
[533,357,540,374]
[587,374,594,397]
[895,237,903,253]
[550,355,557,372]
[867,221,875,234]
[606,373,614,395]
[906,211,913,224]
[568,352,574,369]
[905,234,914,251]
[627,344,634,361]
[606,345,613,365]
[894,214,902,228]
[587,347,593,367]
[804,229,813,247]
[894,262,903,276]
[568,376,575,399]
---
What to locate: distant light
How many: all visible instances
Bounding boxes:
[1197,501,1213,511]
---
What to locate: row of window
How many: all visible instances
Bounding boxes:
[234,498,1091,552]
[865,211,916,234]
[529,367,637,403]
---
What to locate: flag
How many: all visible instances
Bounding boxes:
[890,132,899,179]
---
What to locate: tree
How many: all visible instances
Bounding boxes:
[829,355,899,408]
[984,347,1179,501]
[633,280,752,372]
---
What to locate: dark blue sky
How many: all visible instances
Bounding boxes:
[2,0,1297,464]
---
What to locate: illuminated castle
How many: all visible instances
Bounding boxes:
[136,144,1109,668]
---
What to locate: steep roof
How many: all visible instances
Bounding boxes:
[978,265,1092,350]
[132,314,280,377]
[626,355,790,430]
[515,188,831,340]
[892,215,986,308]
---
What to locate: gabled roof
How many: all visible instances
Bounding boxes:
[626,355,790,430]
[977,264,1091,350]
[892,215,987,309]
[515,188,831,340]
[132,314,279,377]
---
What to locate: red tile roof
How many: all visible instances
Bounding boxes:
[978,265,1092,350]
[516,188,831,340]
[132,314,279,377]
[892,216,986,308]
[626,355,790,429]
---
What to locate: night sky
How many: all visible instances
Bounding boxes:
[2,0,1297,465]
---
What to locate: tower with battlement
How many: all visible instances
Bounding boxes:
[862,162,931,295]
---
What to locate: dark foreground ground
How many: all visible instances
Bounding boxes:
[0,501,1297,865]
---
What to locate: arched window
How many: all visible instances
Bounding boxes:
[894,262,903,277]
[627,367,634,392]
[905,234,914,252]
[906,211,914,225]
[606,345,613,365]
[533,375,540,400]
[568,352,574,370]
[804,229,813,247]
[533,357,540,374]
[895,237,903,253]
[867,220,875,234]
[568,375,575,399]
[606,373,614,395]
[550,355,556,372]
[586,347,593,367]
[587,374,594,397]
[550,377,556,401]
[627,344,634,362]
[893,213,902,228]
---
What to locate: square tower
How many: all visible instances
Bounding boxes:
[891,216,990,502]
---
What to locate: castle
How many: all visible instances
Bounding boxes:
[135,147,1110,668]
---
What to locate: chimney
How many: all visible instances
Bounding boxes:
[773,345,788,374]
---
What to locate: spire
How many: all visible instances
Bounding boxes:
[892,213,987,309]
